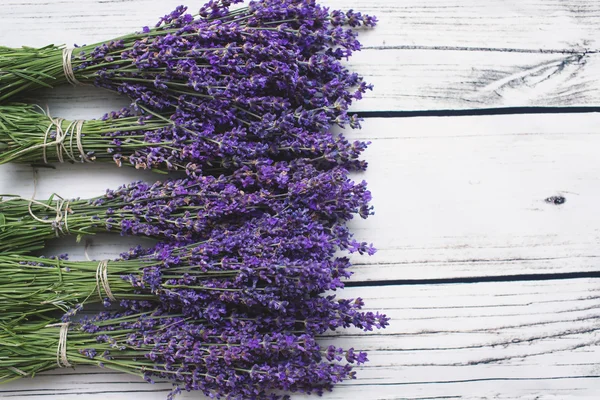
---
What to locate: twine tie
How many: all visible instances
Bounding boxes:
[96,260,116,302]
[24,195,71,237]
[42,116,91,164]
[62,48,82,86]
[46,322,72,368]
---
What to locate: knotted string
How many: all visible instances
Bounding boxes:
[42,116,91,164]
[44,117,63,163]
[45,322,72,368]
[9,112,90,165]
[62,48,81,86]
[22,195,71,237]
[25,170,72,236]
[0,170,72,237]
[96,260,116,302]
[8,105,92,164]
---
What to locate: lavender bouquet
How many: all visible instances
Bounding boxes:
[0,160,371,253]
[0,203,377,324]
[0,307,387,399]
[0,103,367,174]
[0,1,376,104]
[0,1,376,171]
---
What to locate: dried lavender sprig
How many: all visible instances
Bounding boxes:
[0,205,383,329]
[0,253,379,334]
[0,160,372,253]
[0,307,386,399]
[0,103,368,174]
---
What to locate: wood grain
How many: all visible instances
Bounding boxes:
[347,49,600,111]
[0,281,598,399]
[2,0,599,51]
[328,0,600,51]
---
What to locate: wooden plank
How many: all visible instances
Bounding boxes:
[1,0,599,51]
[327,0,600,51]
[2,1,600,111]
[2,114,599,280]
[0,281,597,399]
[347,49,600,111]
[343,114,600,281]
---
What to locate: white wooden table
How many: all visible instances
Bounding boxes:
[1,0,600,399]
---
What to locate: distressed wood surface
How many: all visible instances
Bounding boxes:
[1,0,600,111]
[1,0,599,399]
[2,0,599,50]
[349,50,600,111]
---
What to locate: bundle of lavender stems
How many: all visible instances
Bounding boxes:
[0,0,374,175]
[0,160,371,253]
[0,103,366,174]
[0,210,388,398]
[0,1,385,398]
[0,309,385,399]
